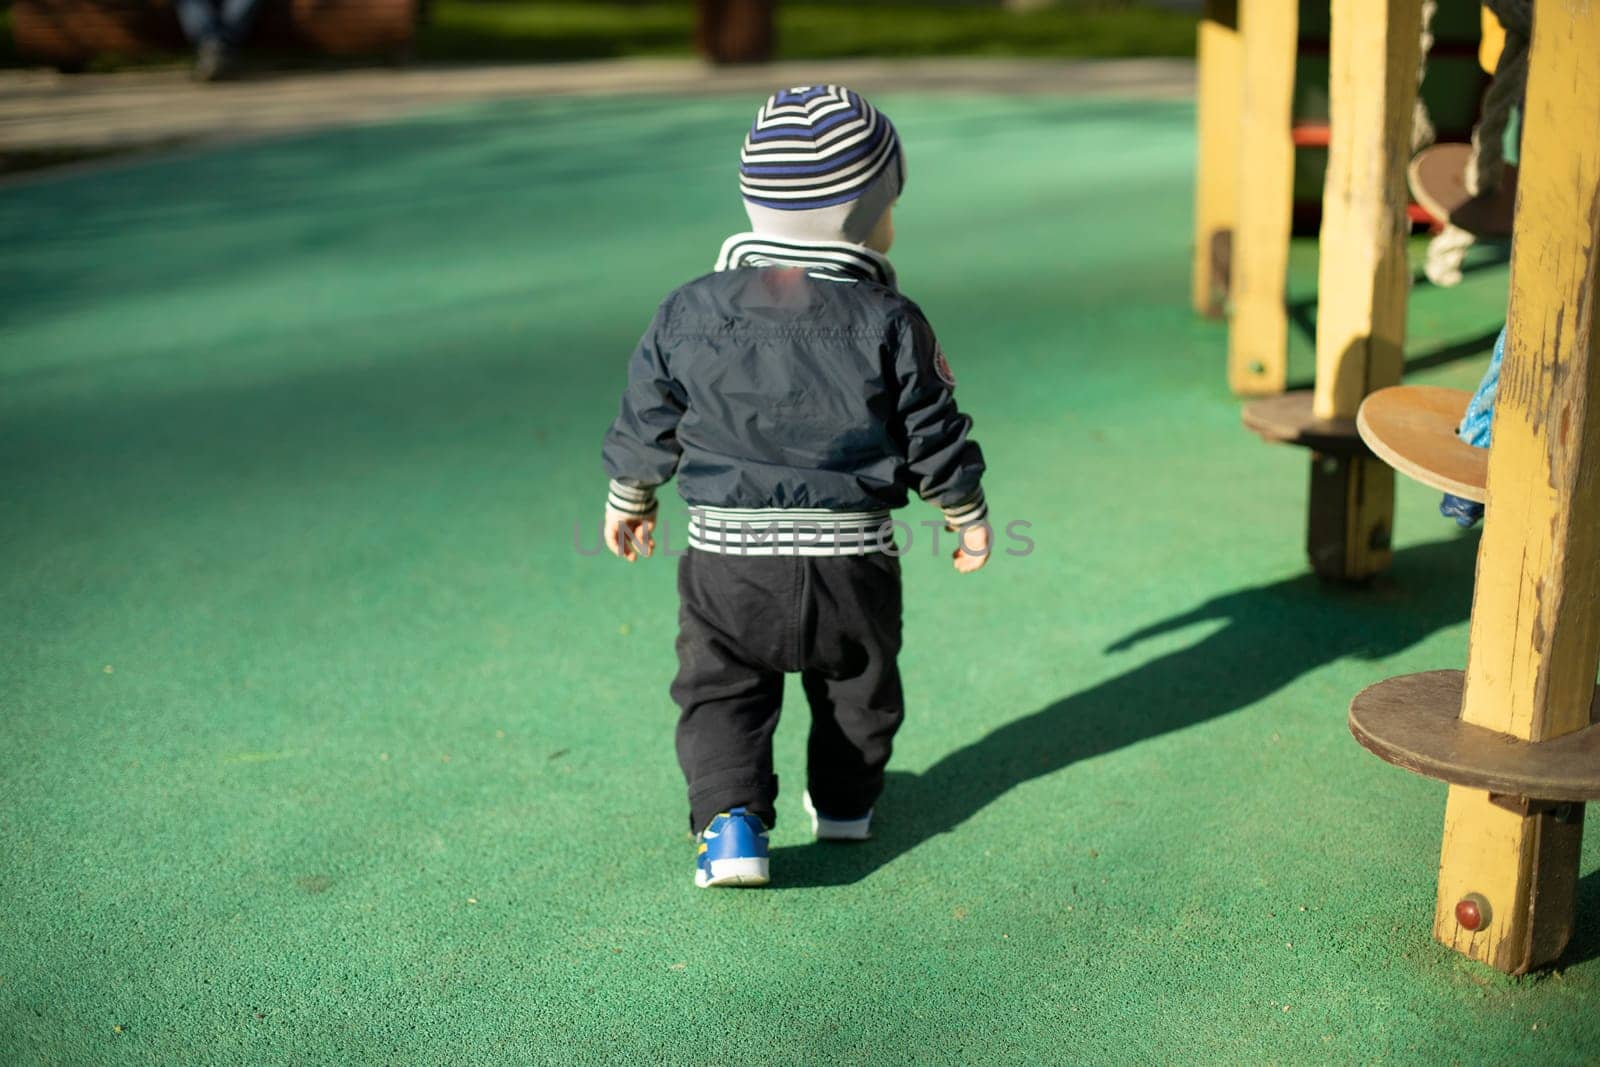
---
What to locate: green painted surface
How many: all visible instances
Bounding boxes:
[1,94,1593,1065]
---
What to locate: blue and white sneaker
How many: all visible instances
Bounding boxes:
[1440,492,1485,528]
[802,791,872,841]
[695,808,770,888]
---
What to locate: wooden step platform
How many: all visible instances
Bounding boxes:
[1408,141,1517,238]
[1356,385,1487,502]
[1350,670,1600,801]
[1241,390,1367,454]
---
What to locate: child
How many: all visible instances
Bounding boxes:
[601,86,990,888]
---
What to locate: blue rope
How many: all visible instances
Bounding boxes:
[1438,325,1505,528]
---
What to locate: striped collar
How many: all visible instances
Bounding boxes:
[714,232,897,289]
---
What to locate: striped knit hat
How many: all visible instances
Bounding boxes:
[739,85,905,245]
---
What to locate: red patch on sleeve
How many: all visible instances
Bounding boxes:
[934,344,957,387]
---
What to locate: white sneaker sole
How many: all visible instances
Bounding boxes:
[802,791,872,841]
[695,857,770,888]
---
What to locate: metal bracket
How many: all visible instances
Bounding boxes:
[1486,795,1585,822]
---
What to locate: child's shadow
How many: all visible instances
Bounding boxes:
[772,535,1480,890]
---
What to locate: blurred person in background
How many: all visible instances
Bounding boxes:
[177,0,263,80]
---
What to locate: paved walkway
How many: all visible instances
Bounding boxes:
[0,57,1193,180]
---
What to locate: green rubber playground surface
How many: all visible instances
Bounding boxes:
[2,92,1596,1064]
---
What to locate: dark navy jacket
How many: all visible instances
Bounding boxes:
[602,235,986,550]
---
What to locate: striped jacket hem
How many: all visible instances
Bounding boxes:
[688,507,894,556]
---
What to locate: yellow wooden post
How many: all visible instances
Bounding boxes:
[1191,0,1241,318]
[1433,0,1600,974]
[1226,0,1296,395]
[1311,0,1418,423]
[1301,0,1421,580]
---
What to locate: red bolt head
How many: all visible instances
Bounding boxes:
[1456,893,1491,931]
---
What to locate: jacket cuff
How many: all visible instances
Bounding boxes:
[607,479,659,517]
[940,488,988,529]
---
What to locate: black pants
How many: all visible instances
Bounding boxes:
[671,548,905,833]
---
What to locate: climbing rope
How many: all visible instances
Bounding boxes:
[1424,224,1477,287]
[1412,0,1437,153]
[1469,0,1531,197]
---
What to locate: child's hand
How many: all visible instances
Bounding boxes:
[952,522,991,574]
[605,505,656,562]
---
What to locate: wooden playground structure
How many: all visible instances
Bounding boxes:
[1208,0,1477,582]
[1197,0,1600,974]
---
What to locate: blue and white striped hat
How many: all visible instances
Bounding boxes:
[739,85,905,244]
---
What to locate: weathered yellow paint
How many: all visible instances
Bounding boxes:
[1310,0,1420,422]
[1434,789,1583,973]
[1479,5,1506,75]
[1436,791,1525,962]
[1460,10,1600,742]
[1302,0,1421,580]
[1226,0,1296,395]
[1191,0,1241,318]
[1434,0,1600,974]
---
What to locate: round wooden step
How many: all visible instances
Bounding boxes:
[1356,385,1487,502]
[1407,142,1517,238]
[1241,390,1366,454]
[1349,670,1600,801]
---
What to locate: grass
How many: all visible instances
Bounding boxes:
[0,2,1198,69]
[419,1,1198,64]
